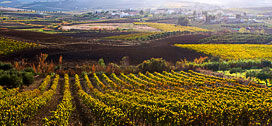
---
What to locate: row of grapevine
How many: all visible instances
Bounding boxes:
[75,74,134,125]
[0,75,51,110]
[0,75,59,125]
[111,73,133,89]
[43,74,74,126]
[2,70,272,125]
[82,71,272,125]
[101,73,120,90]
[89,74,185,125]
[0,87,19,99]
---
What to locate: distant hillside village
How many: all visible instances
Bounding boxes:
[1,5,272,34]
[1,5,271,23]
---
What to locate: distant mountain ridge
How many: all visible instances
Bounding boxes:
[0,0,202,11]
[0,0,160,11]
[0,0,270,11]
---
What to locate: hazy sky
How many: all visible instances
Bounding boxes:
[9,0,272,9]
[115,0,272,7]
[190,0,272,7]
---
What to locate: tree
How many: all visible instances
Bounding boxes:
[260,29,265,34]
[98,58,106,68]
[256,68,272,86]
[246,71,257,80]
[229,67,243,74]
[120,56,129,66]
[261,60,271,67]
[256,72,271,86]
[177,17,189,26]
[239,28,249,33]
[140,10,144,15]
[136,58,171,72]
[193,10,197,16]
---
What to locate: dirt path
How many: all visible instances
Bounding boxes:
[69,77,95,126]
[23,78,64,126]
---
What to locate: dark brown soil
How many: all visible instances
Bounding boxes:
[58,31,136,40]
[9,26,44,29]
[0,29,210,65]
[0,29,78,44]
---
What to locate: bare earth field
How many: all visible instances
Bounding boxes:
[0,29,209,64]
[61,23,161,32]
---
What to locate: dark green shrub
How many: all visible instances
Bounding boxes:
[229,67,243,74]
[205,62,220,71]
[219,62,230,71]
[22,72,34,86]
[256,72,271,86]
[98,58,106,68]
[81,71,88,77]
[261,67,272,73]
[210,56,220,62]
[24,67,35,73]
[137,58,171,73]
[0,73,23,88]
[246,71,257,79]
[0,62,13,70]
[261,60,271,67]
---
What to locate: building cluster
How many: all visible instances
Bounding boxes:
[90,8,272,25]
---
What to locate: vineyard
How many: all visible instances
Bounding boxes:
[0,37,38,55]
[198,33,272,44]
[134,22,210,32]
[103,31,188,41]
[103,32,159,40]
[103,22,210,41]
[1,70,272,125]
[221,24,269,28]
[175,44,272,60]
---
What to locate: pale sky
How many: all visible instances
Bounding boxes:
[190,0,272,7]
[11,0,272,9]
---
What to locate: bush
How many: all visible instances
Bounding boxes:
[98,58,106,68]
[210,56,220,62]
[0,62,13,70]
[261,60,271,67]
[246,71,257,79]
[24,67,35,73]
[108,63,121,73]
[22,72,34,86]
[205,62,220,71]
[81,71,88,77]
[0,64,35,88]
[177,16,189,26]
[137,58,171,73]
[219,62,230,71]
[261,67,272,73]
[256,72,271,86]
[0,73,23,88]
[229,67,243,74]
